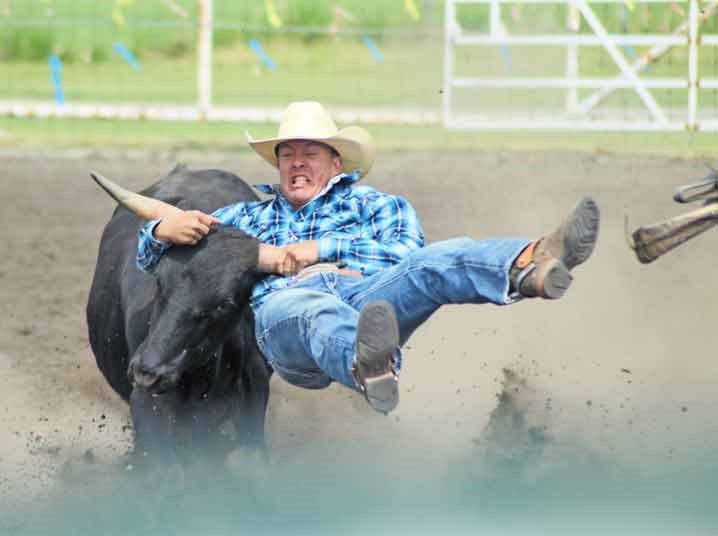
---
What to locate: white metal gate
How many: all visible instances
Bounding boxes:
[443,0,718,130]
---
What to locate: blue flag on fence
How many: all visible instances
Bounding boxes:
[113,42,142,71]
[48,54,65,105]
[500,46,512,74]
[248,38,278,70]
[362,35,383,63]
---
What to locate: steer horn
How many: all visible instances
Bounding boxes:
[627,202,718,263]
[90,171,183,221]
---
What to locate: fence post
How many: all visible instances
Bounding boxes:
[197,0,213,116]
[687,0,699,130]
[565,0,581,113]
[442,0,456,127]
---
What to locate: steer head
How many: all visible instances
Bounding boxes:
[91,171,263,392]
[131,228,261,391]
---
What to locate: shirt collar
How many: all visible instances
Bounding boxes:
[253,169,362,199]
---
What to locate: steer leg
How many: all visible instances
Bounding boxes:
[128,387,197,519]
[236,350,273,448]
[221,348,273,482]
[226,316,273,449]
[129,386,188,464]
[191,350,271,453]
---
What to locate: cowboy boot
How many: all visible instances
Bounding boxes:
[510,196,600,299]
[352,300,400,414]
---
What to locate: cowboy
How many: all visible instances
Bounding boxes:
[137,101,600,414]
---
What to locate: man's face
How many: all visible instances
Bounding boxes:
[277,140,343,209]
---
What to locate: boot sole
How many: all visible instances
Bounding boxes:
[561,196,601,270]
[356,301,400,414]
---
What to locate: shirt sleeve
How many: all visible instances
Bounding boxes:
[317,190,425,275]
[135,201,253,273]
[136,219,171,272]
[210,201,253,229]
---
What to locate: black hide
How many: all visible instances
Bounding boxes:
[86,164,271,459]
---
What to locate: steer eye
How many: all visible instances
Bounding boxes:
[216,299,237,314]
[190,300,236,321]
[191,308,210,320]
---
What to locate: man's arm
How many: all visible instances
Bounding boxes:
[136,219,171,272]
[153,210,220,244]
[136,202,306,275]
[136,200,247,273]
[316,190,425,275]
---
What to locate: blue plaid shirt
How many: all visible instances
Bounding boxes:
[136,171,425,307]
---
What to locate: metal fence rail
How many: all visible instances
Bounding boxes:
[443,0,718,131]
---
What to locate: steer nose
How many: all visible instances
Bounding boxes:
[128,359,160,388]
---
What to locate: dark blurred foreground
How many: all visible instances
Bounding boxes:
[4,369,716,536]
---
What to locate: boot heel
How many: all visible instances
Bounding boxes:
[363,371,399,415]
[539,259,572,299]
[354,301,400,414]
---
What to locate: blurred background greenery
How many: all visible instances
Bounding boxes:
[1,0,717,155]
[3,0,716,63]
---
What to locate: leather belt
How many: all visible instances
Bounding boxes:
[293,262,362,283]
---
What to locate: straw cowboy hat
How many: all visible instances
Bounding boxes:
[246,101,375,179]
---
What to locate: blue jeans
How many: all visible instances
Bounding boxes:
[253,237,530,391]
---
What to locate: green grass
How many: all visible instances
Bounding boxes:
[212,37,442,107]
[0,37,443,107]
[0,0,440,63]
[0,59,199,103]
[0,36,444,108]
[4,34,717,110]
[2,116,717,159]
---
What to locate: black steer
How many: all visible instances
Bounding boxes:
[86,164,271,462]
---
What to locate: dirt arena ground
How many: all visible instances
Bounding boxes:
[1,148,717,530]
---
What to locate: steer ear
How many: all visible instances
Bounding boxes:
[90,171,183,221]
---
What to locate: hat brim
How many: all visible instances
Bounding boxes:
[246,125,375,179]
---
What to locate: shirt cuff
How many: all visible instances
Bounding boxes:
[142,219,171,250]
[318,237,348,262]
